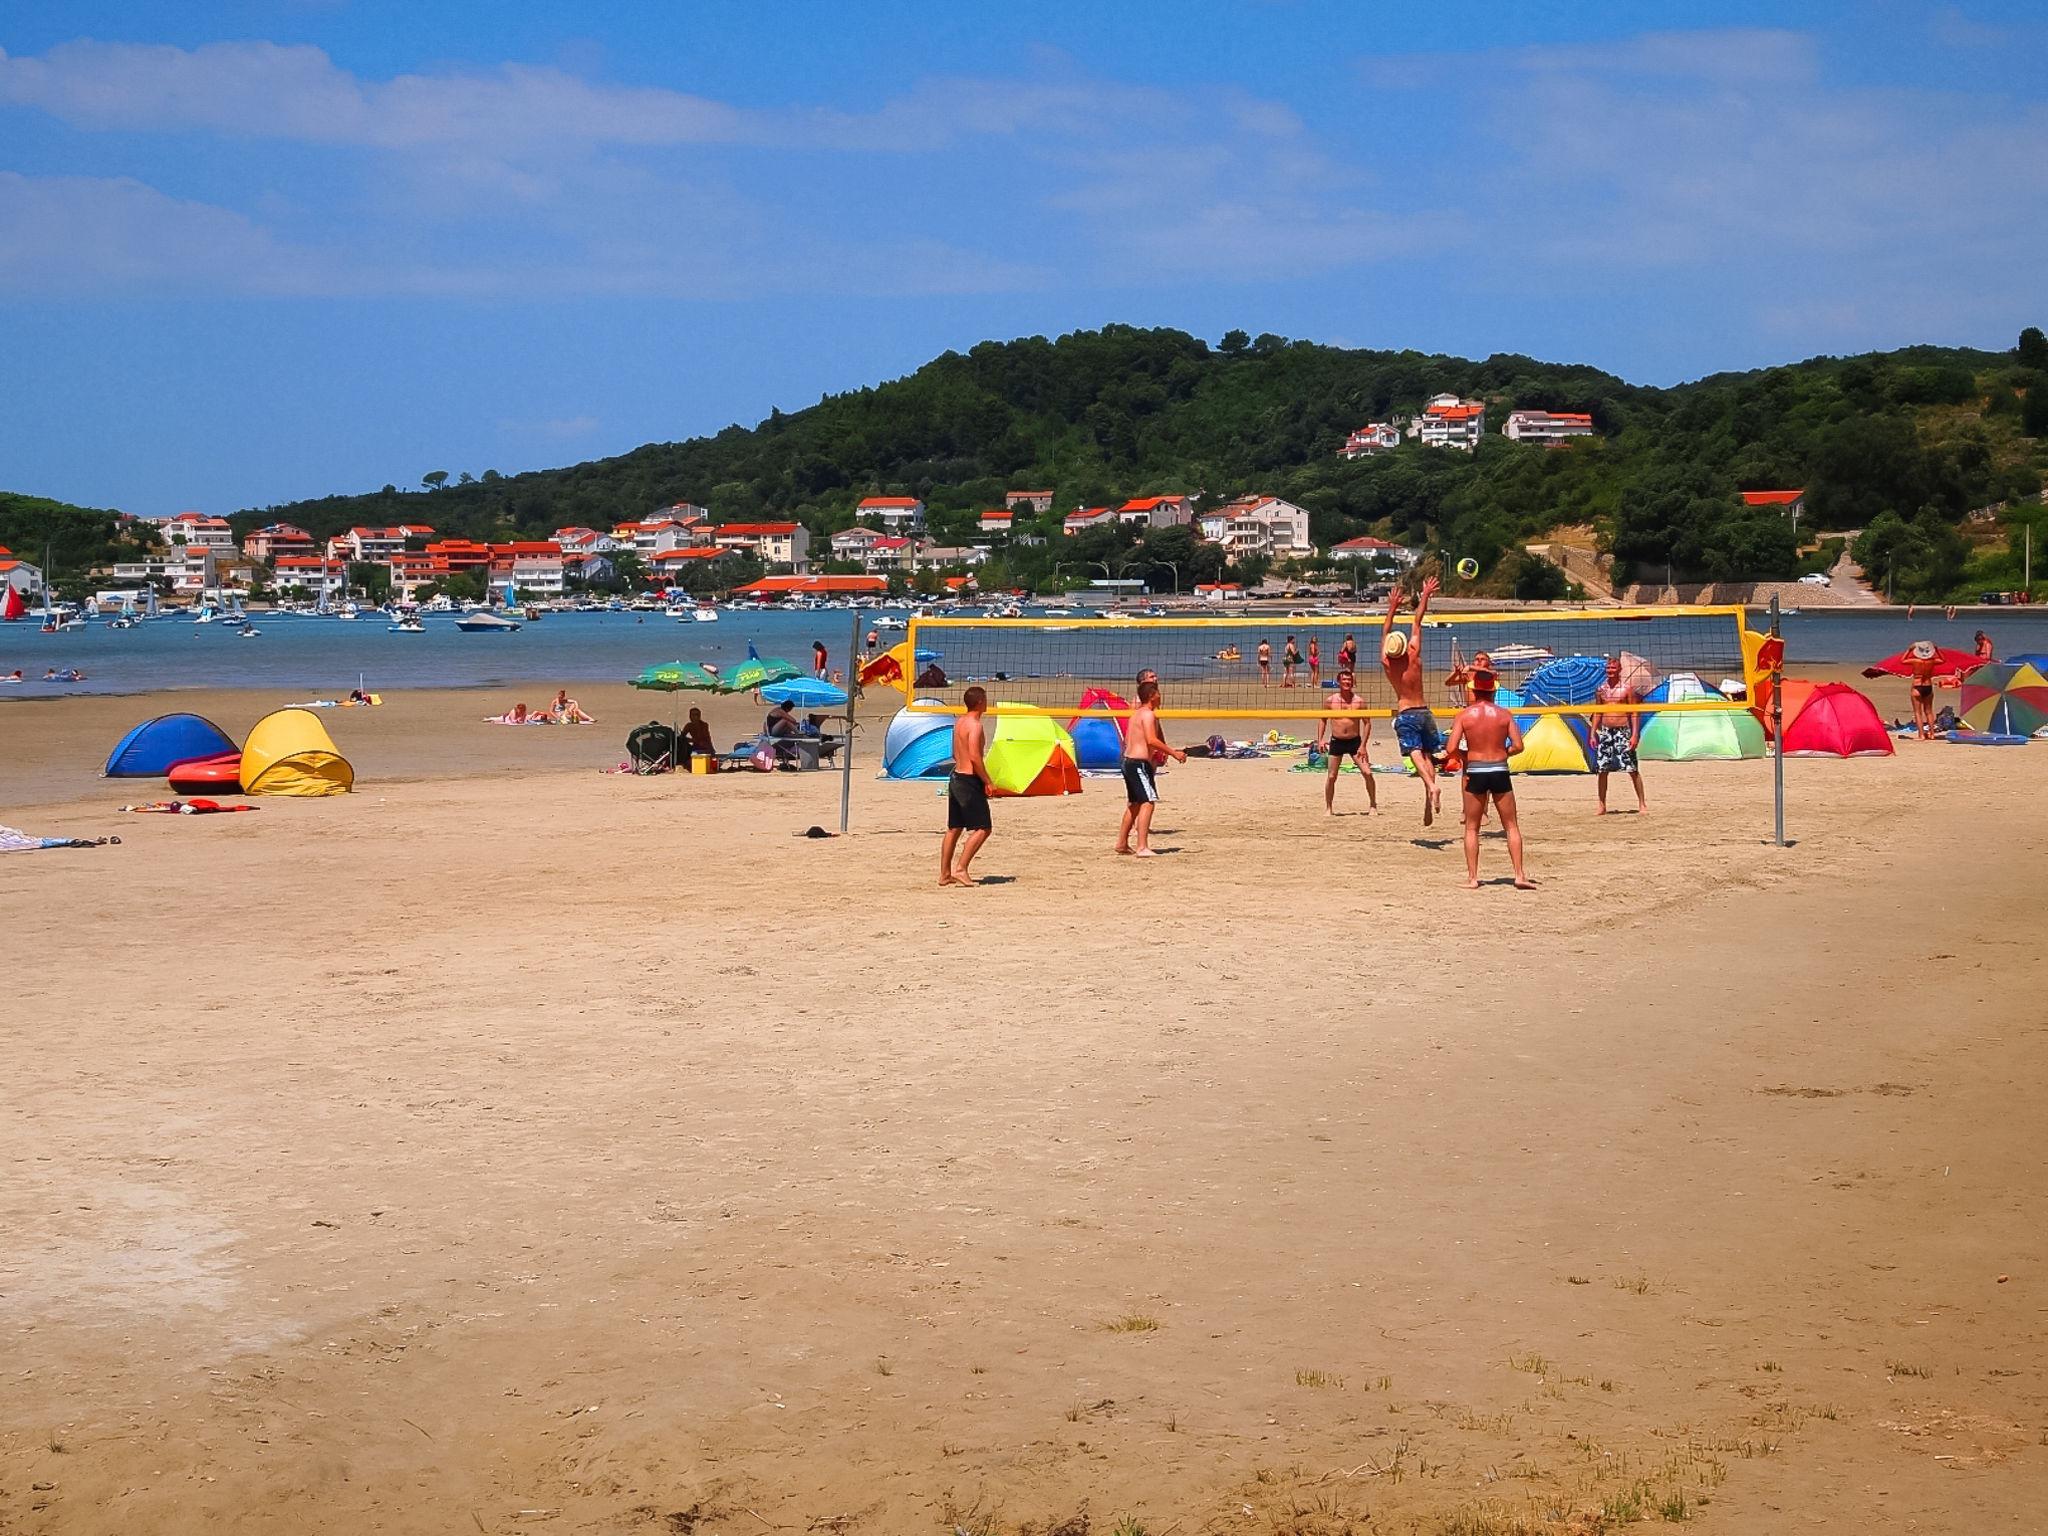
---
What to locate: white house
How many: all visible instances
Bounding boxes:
[830,526,888,561]
[1411,394,1485,450]
[1327,535,1420,567]
[1340,423,1401,459]
[1004,490,1054,513]
[489,542,567,597]
[857,496,925,532]
[1062,506,1113,536]
[612,516,705,556]
[712,522,811,571]
[1196,496,1312,558]
[1503,410,1596,445]
[243,522,314,563]
[158,512,237,552]
[858,535,918,572]
[552,525,618,554]
[977,509,1014,534]
[918,545,986,569]
[0,549,43,598]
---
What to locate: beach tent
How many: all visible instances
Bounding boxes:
[1958,659,2048,737]
[1520,654,1608,707]
[1066,687,1130,771]
[1638,691,1765,762]
[1750,677,1819,739]
[985,709,1082,797]
[102,712,237,777]
[1779,682,1894,757]
[1507,712,1592,773]
[239,708,353,795]
[881,701,954,780]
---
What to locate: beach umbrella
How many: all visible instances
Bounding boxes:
[1861,645,1986,681]
[631,660,720,692]
[1959,660,2048,736]
[761,677,848,709]
[983,710,1082,797]
[718,655,801,693]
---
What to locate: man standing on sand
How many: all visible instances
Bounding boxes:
[1257,638,1273,685]
[1380,574,1443,826]
[1338,633,1358,675]
[1315,669,1376,816]
[1907,639,1940,741]
[1441,668,1535,890]
[941,687,994,886]
[1116,679,1186,857]
[1282,635,1302,688]
[1589,655,1647,815]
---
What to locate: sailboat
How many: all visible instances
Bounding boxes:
[1,584,26,622]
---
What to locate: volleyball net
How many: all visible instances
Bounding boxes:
[900,607,1764,719]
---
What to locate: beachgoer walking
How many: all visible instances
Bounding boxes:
[1257,639,1272,686]
[1381,575,1443,826]
[1315,669,1376,816]
[1282,635,1301,688]
[1589,656,1646,815]
[813,640,828,678]
[1116,679,1185,857]
[1908,639,1940,741]
[942,687,994,887]
[1441,668,1534,890]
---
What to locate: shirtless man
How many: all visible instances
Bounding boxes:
[1907,640,1940,741]
[1116,679,1186,857]
[1588,655,1647,814]
[1380,574,1443,826]
[1257,639,1273,686]
[1337,633,1358,675]
[1315,669,1376,815]
[1282,635,1302,688]
[941,687,994,886]
[1441,669,1534,889]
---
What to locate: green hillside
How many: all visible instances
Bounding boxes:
[13,326,2048,601]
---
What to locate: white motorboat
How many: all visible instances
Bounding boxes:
[456,610,522,633]
[388,618,426,633]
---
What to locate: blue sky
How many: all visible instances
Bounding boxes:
[3,1,2044,515]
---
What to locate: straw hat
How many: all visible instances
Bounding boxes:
[1909,639,1937,660]
[1382,631,1408,659]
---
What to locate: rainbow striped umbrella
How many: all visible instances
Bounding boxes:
[1959,660,2048,737]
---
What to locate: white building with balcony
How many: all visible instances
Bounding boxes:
[712,522,811,572]
[1503,410,1596,445]
[1195,496,1312,558]
[856,496,925,532]
[1341,423,1401,459]
[1411,394,1486,450]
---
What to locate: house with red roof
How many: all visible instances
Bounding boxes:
[159,511,237,552]
[1504,410,1596,445]
[856,495,925,532]
[0,552,43,598]
[1341,423,1400,459]
[1196,496,1312,557]
[1062,506,1113,536]
[711,522,810,571]
[243,522,315,563]
[1328,535,1419,568]
[1004,490,1054,513]
[1412,394,1486,450]
[1116,494,1192,528]
[977,508,1014,534]
[1741,489,1807,519]
[735,574,889,599]
[487,541,567,597]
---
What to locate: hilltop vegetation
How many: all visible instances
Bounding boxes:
[0,491,160,581]
[11,326,2048,601]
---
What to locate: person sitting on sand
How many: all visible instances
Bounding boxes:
[1975,630,1995,662]
[550,689,592,724]
[1441,668,1535,891]
[682,707,714,766]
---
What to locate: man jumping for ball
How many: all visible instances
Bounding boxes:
[1380,574,1443,826]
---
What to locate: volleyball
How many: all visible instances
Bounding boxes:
[1455,557,1480,580]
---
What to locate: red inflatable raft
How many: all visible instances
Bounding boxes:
[166,751,244,795]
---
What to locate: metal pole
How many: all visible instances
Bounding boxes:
[1770,594,1786,847]
[838,607,859,834]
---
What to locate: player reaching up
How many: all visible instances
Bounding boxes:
[1381,574,1443,827]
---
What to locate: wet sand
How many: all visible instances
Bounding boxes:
[2,674,2043,1534]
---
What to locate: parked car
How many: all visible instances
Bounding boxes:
[1798,572,1833,586]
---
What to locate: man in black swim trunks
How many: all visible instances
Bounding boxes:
[941,686,994,886]
[1315,669,1376,815]
[1441,668,1534,890]
[1116,679,1185,857]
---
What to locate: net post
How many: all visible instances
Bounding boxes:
[839,607,859,835]
[1769,595,1786,847]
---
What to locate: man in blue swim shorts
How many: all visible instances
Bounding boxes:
[1380,573,1443,827]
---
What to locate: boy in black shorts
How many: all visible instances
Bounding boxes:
[1116,679,1186,857]
[941,687,994,886]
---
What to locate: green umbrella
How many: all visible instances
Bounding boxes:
[632,659,721,692]
[717,655,801,693]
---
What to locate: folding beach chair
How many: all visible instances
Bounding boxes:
[626,723,677,774]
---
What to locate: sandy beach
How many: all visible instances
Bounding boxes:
[3,677,2045,1534]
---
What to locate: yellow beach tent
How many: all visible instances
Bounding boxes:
[239,708,354,796]
[1507,712,1592,774]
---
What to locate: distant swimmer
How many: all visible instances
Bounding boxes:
[1116,679,1185,857]
[1589,655,1647,815]
[941,686,994,886]
[1441,668,1534,890]
[1315,669,1376,816]
[1257,639,1273,685]
[1380,574,1443,826]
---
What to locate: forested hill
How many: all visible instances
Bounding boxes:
[14,325,2048,598]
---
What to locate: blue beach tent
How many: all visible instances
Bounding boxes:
[881,701,955,780]
[1519,654,1607,706]
[102,713,237,777]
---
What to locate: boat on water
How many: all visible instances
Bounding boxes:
[388,618,426,633]
[456,610,522,633]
